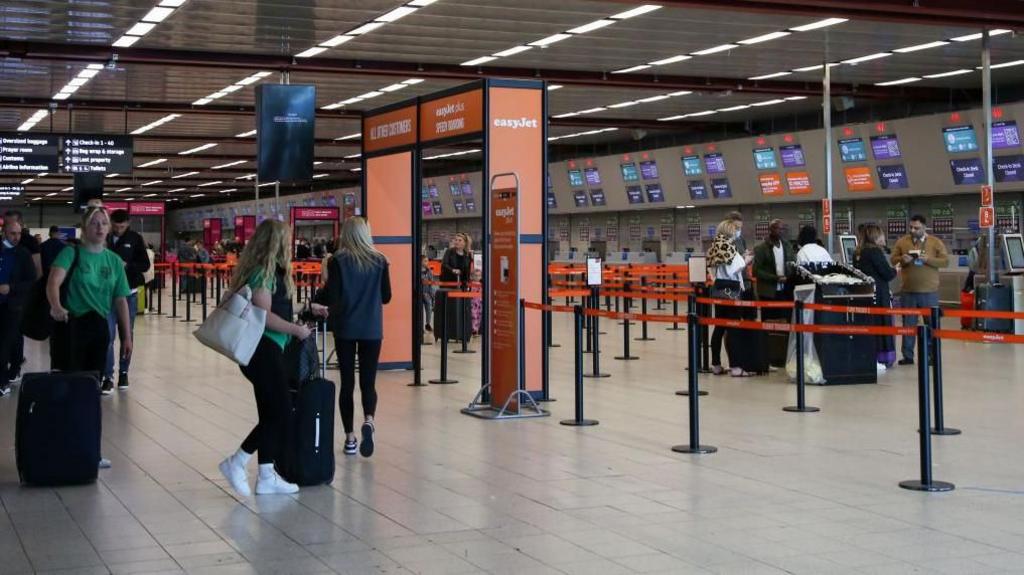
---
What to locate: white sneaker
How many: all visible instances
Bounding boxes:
[98,458,112,469]
[876,363,887,374]
[219,456,251,497]
[255,470,299,495]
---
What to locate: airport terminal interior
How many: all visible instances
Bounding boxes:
[3,1,1024,574]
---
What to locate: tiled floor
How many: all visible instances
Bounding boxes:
[3,294,1024,574]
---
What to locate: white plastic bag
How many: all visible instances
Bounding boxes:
[786,286,826,384]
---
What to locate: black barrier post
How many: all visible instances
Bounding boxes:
[929,306,960,435]
[561,306,599,426]
[615,296,639,360]
[584,292,594,354]
[454,295,475,355]
[673,309,717,455]
[784,300,819,413]
[900,324,955,492]
[585,288,610,379]
[667,273,684,331]
[156,270,163,316]
[699,287,711,373]
[677,293,708,397]
[215,267,222,304]
[200,267,208,322]
[182,270,194,323]
[546,296,561,348]
[655,275,665,311]
[635,276,656,341]
[169,266,179,319]
[429,291,458,385]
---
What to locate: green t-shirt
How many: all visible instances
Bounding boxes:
[53,246,131,318]
[247,271,290,351]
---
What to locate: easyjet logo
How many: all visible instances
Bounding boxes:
[493,117,538,130]
[435,102,465,118]
[495,207,515,218]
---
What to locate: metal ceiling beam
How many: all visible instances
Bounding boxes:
[0,39,956,100]
[607,0,1024,28]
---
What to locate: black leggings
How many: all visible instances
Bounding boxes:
[240,337,291,465]
[710,305,745,368]
[336,338,381,434]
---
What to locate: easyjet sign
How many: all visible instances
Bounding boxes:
[493,117,538,130]
[420,89,483,143]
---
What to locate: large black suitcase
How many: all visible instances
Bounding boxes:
[976,283,1013,333]
[16,372,101,486]
[278,322,335,486]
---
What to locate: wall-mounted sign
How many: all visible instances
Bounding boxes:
[363,105,418,153]
[419,89,484,143]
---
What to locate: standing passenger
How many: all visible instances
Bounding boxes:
[218,220,310,496]
[707,219,755,377]
[854,224,898,368]
[0,219,37,394]
[890,215,948,365]
[103,210,151,393]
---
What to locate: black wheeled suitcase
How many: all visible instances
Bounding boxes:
[278,321,335,486]
[16,372,101,486]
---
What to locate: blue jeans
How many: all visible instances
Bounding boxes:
[899,291,938,361]
[105,292,138,379]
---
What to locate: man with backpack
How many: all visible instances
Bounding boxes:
[104,210,150,393]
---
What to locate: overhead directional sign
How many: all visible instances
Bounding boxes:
[0,134,60,173]
[61,135,133,173]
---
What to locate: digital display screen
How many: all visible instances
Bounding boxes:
[573,190,589,207]
[1005,235,1024,271]
[943,125,979,153]
[876,164,910,189]
[448,182,459,197]
[758,173,783,196]
[421,201,433,216]
[62,135,134,174]
[644,184,664,203]
[844,166,875,192]
[546,192,557,208]
[780,145,805,168]
[453,199,464,214]
[786,172,812,195]
[461,180,472,196]
[423,184,436,198]
[640,160,659,180]
[256,84,315,183]
[431,201,443,215]
[870,134,902,160]
[994,155,1024,183]
[682,155,702,176]
[464,199,475,211]
[704,153,726,174]
[838,138,868,162]
[687,180,708,200]
[584,167,601,185]
[753,147,777,170]
[568,169,584,187]
[589,189,606,206]
[711,178,732,198]
[0,134,60,173]
[620,162,639,182]
[949,158,985,185]
[992,121,1021,149]
[625,185,644,204]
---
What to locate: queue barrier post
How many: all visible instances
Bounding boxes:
[216,266,223,304]
[672,307,716,455]
[667,272,684,331]
[615,297,639,361]
[181,267,194,324]
[929,306,960,436]
[583,292,594,354]
[655,274,665,311]
[429,291,458,385]
[699,286,711,373]
[200,266,208,322]
[546,295,560,349]
[156,266,164,316]
[453,292,475,355]
[635,276,656,342]
[561,305,599,426]
[677,292,708,397]
[784,300,819,413]
[169,264,180,319]
[584,287,610,379]
[900,324,954,492]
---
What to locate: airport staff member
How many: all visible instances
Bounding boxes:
[890,214,948,366]
[104,210,151,393]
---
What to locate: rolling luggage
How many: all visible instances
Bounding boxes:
[278,321,335,486]
[976,283,1013,333]
[959,290,975,330]
[16,372,101,486]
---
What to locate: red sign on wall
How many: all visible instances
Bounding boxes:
[980,206,995,228]
[203,218,222,249]
[291,206,340,221]
[129,202,166,216]
[234,215,256,244]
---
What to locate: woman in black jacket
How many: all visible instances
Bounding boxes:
[434,233,471,342]
[854,224,898,368]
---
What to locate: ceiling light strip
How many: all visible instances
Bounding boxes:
[296,1,440,59]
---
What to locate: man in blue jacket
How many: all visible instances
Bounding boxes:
[0,219,38,395]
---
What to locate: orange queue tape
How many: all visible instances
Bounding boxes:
[804,303,930,317]
[699,316,916,337]
[425,280,462,288]
[599,291,692,302]
[934,329,1024,344]
[445,291,481,300]
[550,289,591,298]
[584,308,687,324]
[523,301,577,314]
[943,308,1024,320]
[696,297,795,309]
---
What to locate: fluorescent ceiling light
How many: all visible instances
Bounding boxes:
[612,65,651,74]
[349,22,385,35]
[59,85,80,94]
[610,5,661,19]
[197,181,222,187]
[192,97,212,106]
[376,6,417,22]
[179,143,217,155]
[790,18,848,32]
[637,95,670,103]
[141,180,163,187]
[749,71,791,80]
[951,29,1010,42]
[408,0,437,5]
[792,63,838,72]
[45,192,57,197]
[52,93,71,101]
[235,130,257,137]
[552,112,579,118]
[168,188,185,193]
[379,83,408,92]
[876,77,922,86]
[235,174,257,180]
[357,91,383,99]
[61,187,74,192]
[159,0,188,6]
[668,90,693,97]
[718,105,751,112]
[20,179,34,184]
[322,103,342,110]
[296,46,328,58]
[320,35,354,47]
[578,107,606,114]
[691,44,737,56]
[738,31,790,45]
[344,153,362,159]
[547,84,563,91]
[142,7,175,23]
[649,55,691,66]
[461,56,497,66]
[893,40,949,53]
[785,96,808,100]
[923,69,973,79]
[493,45,532,57]
[138,158,166,167]
[112,35,140,48]
[126,22,157,36]
[257,181,278,187]
[219,188,237,193]
[313,174,329,179]
[115,187,132,192]
[220,84,243,94]
[990,59,1024,69]
[143,193,156,198]
[212,160,246,169]
[658,115,687,121]
[752,98,786,106]
[530,34,571,47]
[568,19,615,34]
[403,78,424,84]
[171,171,199,178]
[842,52,891,65]
[78,69,99,79]
[313,161,323,165]
[189,194,204,198]
[107,173,119,178]
[608,101,638,109]
[336,132,360,140]
[87,63,104,70]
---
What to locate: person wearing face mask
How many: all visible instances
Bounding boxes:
[890,214,948,365]
[102,210,151,394]
[707,219,756,377]
[0,219,38,395]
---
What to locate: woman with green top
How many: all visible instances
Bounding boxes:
[218,220,310,497]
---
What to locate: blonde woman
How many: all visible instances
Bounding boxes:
[707,219,755,377]
[312,217,390,457]
[218,220,310,496]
